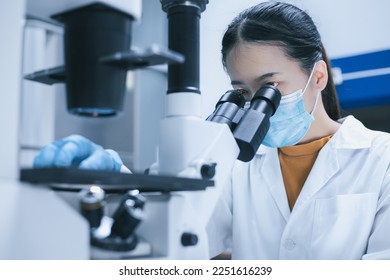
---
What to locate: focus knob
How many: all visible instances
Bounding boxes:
[181,232,198,247]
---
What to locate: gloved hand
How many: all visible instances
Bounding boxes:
[33,134,123,172]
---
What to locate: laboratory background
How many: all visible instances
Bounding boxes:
[0,0,389,259]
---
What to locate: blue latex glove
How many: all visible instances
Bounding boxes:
[33,135,123,172]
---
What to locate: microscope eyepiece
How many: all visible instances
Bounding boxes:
[206,89,246,130]
[215,89,246,108]
[250,84,281,115]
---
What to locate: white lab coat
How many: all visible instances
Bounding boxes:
[207,116,390,259]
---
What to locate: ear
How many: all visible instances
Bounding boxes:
[313,60,328,91]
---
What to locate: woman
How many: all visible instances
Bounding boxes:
[34,2,390,259]
[206,1,390,259]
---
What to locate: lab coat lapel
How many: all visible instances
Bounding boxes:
[293,116,371,210]
[257,148,291,222]
[293,142,340,210]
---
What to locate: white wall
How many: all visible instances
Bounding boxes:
[0,0,25,179]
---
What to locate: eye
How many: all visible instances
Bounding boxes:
[235,88,252,101]
[235,88,249,95]
[265,81,279,87]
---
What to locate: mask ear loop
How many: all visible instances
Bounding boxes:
[302,62,320,115]
[310,91,321,116]
[302,61,318,95]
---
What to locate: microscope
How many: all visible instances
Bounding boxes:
[10,0,281,259]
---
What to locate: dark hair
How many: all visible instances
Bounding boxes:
[222,2,341,120]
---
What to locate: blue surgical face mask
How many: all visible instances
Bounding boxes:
[262,64,320,148]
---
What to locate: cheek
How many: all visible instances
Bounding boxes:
[274,83,291,97]
[278,76,309,97]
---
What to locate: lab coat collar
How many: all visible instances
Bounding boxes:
[329,115,372,149]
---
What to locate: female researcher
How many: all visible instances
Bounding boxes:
[205,1,390,259]
[34,2,390,259]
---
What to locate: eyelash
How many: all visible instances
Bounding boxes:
[234,82,276,93]
[235,88,249,95]
[265,81,276,86]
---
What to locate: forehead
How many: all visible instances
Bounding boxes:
[225,42,300,81]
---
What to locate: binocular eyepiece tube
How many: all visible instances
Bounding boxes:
[207,84,281,162]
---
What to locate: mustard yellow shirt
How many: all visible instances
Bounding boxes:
[278,135,332,210]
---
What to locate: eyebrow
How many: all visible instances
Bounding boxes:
[231,72,279,86]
